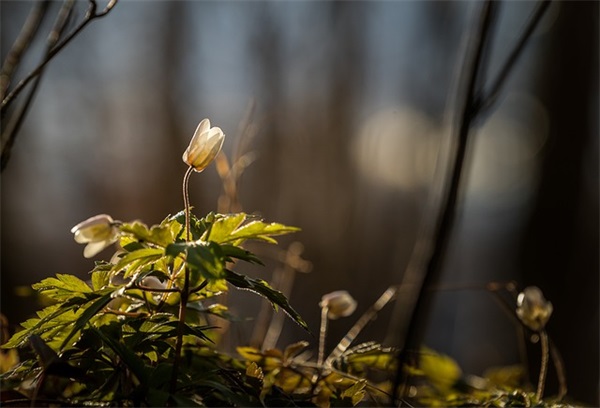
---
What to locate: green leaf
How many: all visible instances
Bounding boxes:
[2,303,79,349]
[170,211,208,241]
[223,220,300,245]
[225,269,308,332]
[32,274,92,301]
[339,342,397,373]
[340,379,367,406]
[204,213,246,243]
[112,248,164,279]
[91,327,149,385]
[220,244,264,265]
[91,262,112,290]
[419,347,462,392]
[120,220,176,247]
[60,291,114,350]
[186,242,226,281]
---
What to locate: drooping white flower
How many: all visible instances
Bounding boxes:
[71,214,120,258]
[182,118,225,172]
[320,290,357,320]
[516,286,553,331]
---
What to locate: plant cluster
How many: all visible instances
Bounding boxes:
[1,119,573,407]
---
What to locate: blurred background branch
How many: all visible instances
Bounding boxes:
[1,0,118,171]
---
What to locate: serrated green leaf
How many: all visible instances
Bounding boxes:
[220,244,264,265]
[225,269,308,332]
[32,274,92,301]
[2,303,79,349]
[120,221,175,247]
[186,242,226,281]
[112,248,164,279]
[170,211,207,241]
[341,342,397,373]
[225,220,300,245]
[204,213,246,243]
[91,327,149,385]
[60,292,114,350]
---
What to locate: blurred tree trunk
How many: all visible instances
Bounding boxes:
[519,2,598,404]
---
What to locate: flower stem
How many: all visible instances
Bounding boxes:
[536,330,549,401]
[317,306,329,366]
[170,166,195,395]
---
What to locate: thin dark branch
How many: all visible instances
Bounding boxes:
[391,1,497,404]
[1,0,76,171]
[0,1,50,101]
[476,0,551,115]
[1,0,118,112]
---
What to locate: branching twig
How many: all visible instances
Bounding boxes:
[476,0,551,115]
[1,0,118,112]
[0,1,50,101]
[1,0,76,171]
[1,0,118,171]
[391,1,497,403]
[389,1,552,404]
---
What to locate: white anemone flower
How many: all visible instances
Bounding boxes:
[320,290,357,320]
[516,286,553,331]
[182,118,225,172]
[71,214,120,258]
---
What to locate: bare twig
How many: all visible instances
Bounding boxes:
[0,1,50,101]
[1,0,118,112]
[390,1,498,403]
[476,0,552,115]
[1,0,118,171]
[388,1,552,404]
[1,0,76,171]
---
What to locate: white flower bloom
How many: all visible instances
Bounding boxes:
[516,286,553,331]
[320,290,357,320]
[71,214,120,258]
[182,118,225,172]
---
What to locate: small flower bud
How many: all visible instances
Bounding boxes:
[320,290,357,320]
[182,118,225,172]
[516,286,553,331]
[71,214,120,258]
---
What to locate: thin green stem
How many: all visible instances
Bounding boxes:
[536,330,549,401]
[183,166,194,241]
[170,166,194,395]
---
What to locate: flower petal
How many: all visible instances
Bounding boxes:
[83,240,111,258]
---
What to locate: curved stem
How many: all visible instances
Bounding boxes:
[170,166,194,395]
[183,166,194,241]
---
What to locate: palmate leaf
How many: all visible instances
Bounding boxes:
[119,219,179,248]
[3,301,82,349]
[225,269,308,332]
[32,274,92,301]
[210,216,300,246]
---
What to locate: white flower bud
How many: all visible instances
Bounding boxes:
[182,118,225,172]
[320,290,357,320]
[516,286,553,331]
[71,214,120,258]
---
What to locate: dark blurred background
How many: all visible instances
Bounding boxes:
[1,1,597,404]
